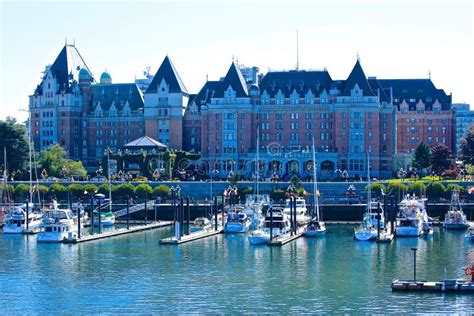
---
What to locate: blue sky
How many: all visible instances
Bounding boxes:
[1,0,472,121]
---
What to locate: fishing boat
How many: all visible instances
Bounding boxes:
[354,155,378,241]
[444,189,470,230]
[248,207,291,245]
[304,137,326,237]
[190,217,211,232]
[3,203,43,234]
[465,227,474,241]
[283,197,310,226]
[395,195,423,237]
[224,206,251,233]
[37,208,78,243]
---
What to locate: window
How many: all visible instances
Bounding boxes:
[368,132,372,140]
[276,113,283,120]
[291,113,299,120]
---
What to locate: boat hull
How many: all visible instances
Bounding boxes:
[354,229,377,241]
[224,222,249,233]
[37,232,73,243]
[395,227,421,237]
[2,225,25,234]
[248,235,270,245]
[304,229,326,237]
[444,223,470,230]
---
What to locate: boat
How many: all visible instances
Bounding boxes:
[3,203,43,234]
[444,189,470,230]
[244,195,269,230]
[354,155,378,241]
[224,206,251,233]
[421,221,433,238]
[304,137,326,237]
[282,197,310,226]
[395,195,423,237]
[190,217,211,232]
[248,207,291,245]
[465,227,474,241]
[37,208,79,243]
[93,210,116,227]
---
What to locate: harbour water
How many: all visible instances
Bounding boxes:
[1,225,473,313]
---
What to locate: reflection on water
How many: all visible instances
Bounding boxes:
[1,225,473,313]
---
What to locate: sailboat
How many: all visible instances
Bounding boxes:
[354,155,377,241]
[304,137,326,237]
[444,189,470,230]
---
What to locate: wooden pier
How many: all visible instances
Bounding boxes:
[267,227,306,246]
[64,221,173,244]
[376,223,395,243]
[159,228,222,245]
[391,279,474,293]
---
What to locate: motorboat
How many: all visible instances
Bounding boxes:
[395,195,423,237]
[244,195,269,230]
[465,227,474,241]
[248,208,290,245]
[93,210,115,227]
[190,217,211,232]
[37,208,78,243]
[283,197,310,226]
[224,206,251,233]
[444,189,470,230]
[304,220,326,237]
[3,203,43,234]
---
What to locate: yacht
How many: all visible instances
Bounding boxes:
[395,196,423,237]
[304,137,326,237]
[244,195,269,230]
[248,208,291,245]
[93,210,116,227]
[224,206,251,233]
[3,203,43,234]
[190,217,211,232]
[37,208,78,243]
[444,189,470,230]
[283,197,310,226]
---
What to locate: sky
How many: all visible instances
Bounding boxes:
[0,0,472,122]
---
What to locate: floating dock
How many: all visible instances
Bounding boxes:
[159,228,222,245]
[267,227,306,246]
[377,223,395,243]
[64,221,173,244]
[391,279,474,293]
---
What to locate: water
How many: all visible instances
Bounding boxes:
[1,226,473,314]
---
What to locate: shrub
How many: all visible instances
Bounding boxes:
[441,169,458,180]
[48,183,67,199]
[270,189,286,202]
[82,184,98,195]
[114,183,135,199]
[134,183,153,199]
[67,184,84,198]
[14,184,30,200]
[445,184,464,195]
[237,186,253,201]
[408,182,427,197]
[97,183,112,195]
[153,184,170,199]
[387,182,407,197]
[426,182,446,200]
[365,183,386,198]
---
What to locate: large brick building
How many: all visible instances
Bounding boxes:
[29,44,454,178]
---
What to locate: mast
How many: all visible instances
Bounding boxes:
[367,153,371,213]
[28,109,33,205]
[107,148,112,211]
[256,128,260,196]
[312,137,320,220]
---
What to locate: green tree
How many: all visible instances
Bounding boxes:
[48,183,67,199]
[82,184,98,195]
[365,183,386,198]
[445,184,464,194]
[270,189,286,201]
[14,184,30,200]
[134,183,153,199]
[426,182,446,200]
[412,141,430,171]
[387,182,408,197]
[38,144,86,178]
[407,182,426,196]
[430,144,453,176]
[0,117,30,176]
[114,183,135,199]
[67,184,84,198]
[97,183,113,195]
[290,175,301,188]
[153,184,170,199]
[460,124,474,165]
[65,161,87,178]
[237,186,253,201]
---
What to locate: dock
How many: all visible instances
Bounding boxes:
[159,228,222,245]
[267,227,306,246]
[377,223,395,243]
[391,279,474,293]
[64,221,173,244]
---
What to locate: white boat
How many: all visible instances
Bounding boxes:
[248,208,290,245]
[3,204,43,234]
[283,197,310,226]
[444,190,470,230]
[354,212,377,241]
[190,217,211,232]
[93,210,116,227]
[421,222,433,238]
[304,137,326,237]
[224,206,251,233]
[465,227,474,241]
[37,208,79,243]
[245,195,269,230]
[395,195,423,237]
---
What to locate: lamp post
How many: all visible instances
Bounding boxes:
[411,247,417,282]
[210,169,219,207]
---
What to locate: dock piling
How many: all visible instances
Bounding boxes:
[98,198,102,234]
[214,196,218,230]
[144,194,148,226]
[126,195,130,230]
[186,197,190,235]
[377,202,381,240]
[25,198,29,232]
[411,248,417,282]
[180,197,184,238]
[77,199,81,238]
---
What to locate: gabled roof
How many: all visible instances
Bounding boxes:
[376,79,452,110]
[89,83,144,112]
[123,136,167,149]
[35,44,92,94]
[213,63,248,98]
[259,70,333,98]
[145,56,188,94]
[342,59,375,96]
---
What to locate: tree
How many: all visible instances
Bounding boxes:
[83,184,98,195]
[0,117,29,177]
[270,189,286,201]
[387,182,407,198]
[412,141,430,171]
[48,183,66,199]
[460,124,474,165]
[237,186,253,201]
[429,144,453,176]
[97,183,113,195]
[38,144,86,178]
[407,182,426,197]
[14,184,30,200]
[365,183,386,198]
[114,183,135,199]
[153,184,170,199]
[426,182,446,200]
[134,184,152,199]
[67,184,84,198]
